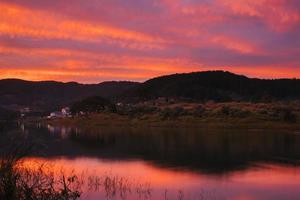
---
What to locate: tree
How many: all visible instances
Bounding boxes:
[71,96,116,114]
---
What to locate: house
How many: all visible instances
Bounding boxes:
[48,111,64,119]
[47,107,72,119]
[116,102,124,107]
[61,107,71,116]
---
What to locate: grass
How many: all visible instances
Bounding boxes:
[0,154,82,200]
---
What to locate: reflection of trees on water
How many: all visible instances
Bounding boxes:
[47,124,74,139]
[67,126,300,174]
[3,124,300,175]
[1,123,299,199]
[1,125,220,200]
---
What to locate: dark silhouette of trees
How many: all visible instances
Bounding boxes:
[71,96,116,114]
[124,71,300,102]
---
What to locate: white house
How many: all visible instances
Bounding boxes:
[47,107,72,119]
[48,111,64,119]
[61,107,71,116]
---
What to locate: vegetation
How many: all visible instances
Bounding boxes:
[0,143,82,200]
[123,71,300,102]
[0,79,138,111]
[49,101,300,131]
[71,96,116,114]
[0,108,18,121]
[2,71,300,113]
[3,71,300,200]
[0,108,19,130]
[0,140,213,200]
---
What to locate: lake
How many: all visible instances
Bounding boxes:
[2,123,300,200]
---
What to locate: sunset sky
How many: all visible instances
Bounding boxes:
[1,0,300,83]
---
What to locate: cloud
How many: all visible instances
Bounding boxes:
[219,0,300,31]
[0,0,299,82]
[0,2,165,50]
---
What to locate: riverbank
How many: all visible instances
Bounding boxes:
[46,113,300,131]
[42,101,300,130]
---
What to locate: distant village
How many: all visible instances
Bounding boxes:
[18,97,182,119]
[18,106,73,119]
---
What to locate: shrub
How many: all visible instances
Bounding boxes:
[271,106,297,123]
[220,106,230,116]
[0,143,82,200]
[160,107,187,119]
[71,96,116,114]
[282,109,297,123]
[216,105,250,118]
[160,108,172,119]
[193,105,206,117]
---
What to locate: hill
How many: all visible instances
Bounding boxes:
[123,71,300,102]
[0,79,139,112]
[1,71,300,113]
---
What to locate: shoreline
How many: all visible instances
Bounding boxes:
[45,113,300,131]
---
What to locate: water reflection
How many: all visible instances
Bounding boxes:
[42,124,300,174]
[1,124,300,199]
[3,124,300,173]
[21,157,300,200]
[47,124,74,139]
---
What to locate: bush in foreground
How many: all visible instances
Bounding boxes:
[0,144,81,200]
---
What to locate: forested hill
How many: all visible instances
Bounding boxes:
[123,71,300,102]
[1,71,300,112]
[0,79,139,111]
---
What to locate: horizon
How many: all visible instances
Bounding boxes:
[1,0,300,83]
[1,70,300,84]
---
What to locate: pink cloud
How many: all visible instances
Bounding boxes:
[219,0,300,31]
[0,0,299,82]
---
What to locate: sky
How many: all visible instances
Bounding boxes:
[0,0,300,83]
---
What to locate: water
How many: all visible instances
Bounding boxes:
[2,123,300,199]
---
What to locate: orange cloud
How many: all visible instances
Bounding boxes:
[0,45,200,70]
[1,44,299,82]
[0,45,203,82]
[0,2,165,50]
[0,68,155,82]
[0,1,299,82]
[211,35,260,54]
